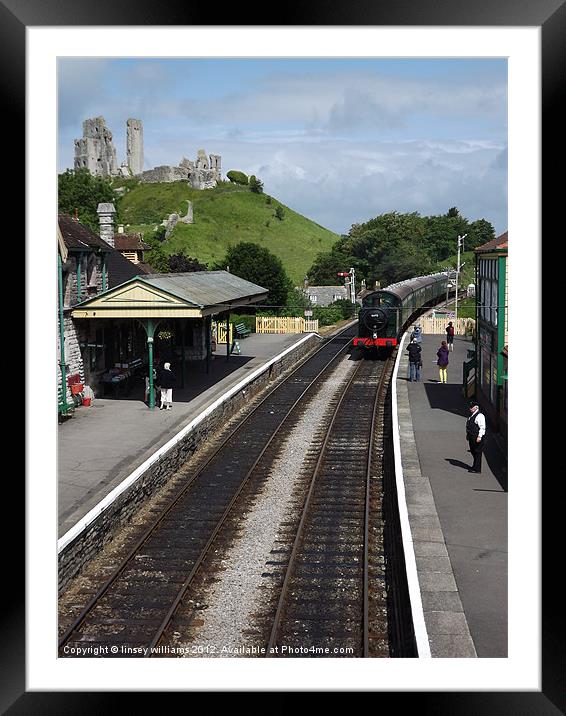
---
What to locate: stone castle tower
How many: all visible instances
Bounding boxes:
[73,116,219,188]
[74,117,144,178]
[126,118,144,175]
[74,117,118,177]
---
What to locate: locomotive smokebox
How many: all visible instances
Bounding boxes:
[362,307,388,333]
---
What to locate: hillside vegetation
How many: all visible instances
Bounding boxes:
[116,180,340,285]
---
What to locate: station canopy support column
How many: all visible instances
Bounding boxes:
[137,318,161,409]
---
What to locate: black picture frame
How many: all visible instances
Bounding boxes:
[12,0,559,709]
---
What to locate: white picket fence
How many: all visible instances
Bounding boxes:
[211,321,233,345]
[414,316,475,336]
[255,316,319,334]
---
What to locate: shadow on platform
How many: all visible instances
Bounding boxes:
[100,356,254,404]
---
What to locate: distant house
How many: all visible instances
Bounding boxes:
[474,230,508,442]
[114,227,152,272]
[304,285,348,306]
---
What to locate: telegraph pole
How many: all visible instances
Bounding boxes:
[455,234,467,321]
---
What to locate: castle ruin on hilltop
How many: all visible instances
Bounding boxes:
[73,116,221,190]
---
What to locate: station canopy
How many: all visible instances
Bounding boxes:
[71,271,269,320]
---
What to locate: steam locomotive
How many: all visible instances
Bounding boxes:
[353,273,449,352]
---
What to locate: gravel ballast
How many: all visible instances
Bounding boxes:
[180,355,358,657]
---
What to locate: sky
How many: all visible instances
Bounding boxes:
[58,58,508,236]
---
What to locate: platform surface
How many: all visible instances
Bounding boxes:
[397,332,507,657]
[58,332,313,539]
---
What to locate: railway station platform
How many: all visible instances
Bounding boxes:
[58,331,318,541]
[396,331,507,658]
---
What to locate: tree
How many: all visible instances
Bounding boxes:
[214,242,293,309]
[307,246,359,286]
[313,304,343,327]
[143,236,169,273]
[167,253,208,273]
[274,206,285,221]
[330,298,356,320]
[467,219,496,251]
[280,287,312,317]
[58,168,117,233]
[249,175,264,194]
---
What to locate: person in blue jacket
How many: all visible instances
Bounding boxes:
[406,338,422,382]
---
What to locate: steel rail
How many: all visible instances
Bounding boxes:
[266,358,367,655]
[362,355,392,657]
[145,333,356,653]
[266,356,391,657]
[59,324,355,652]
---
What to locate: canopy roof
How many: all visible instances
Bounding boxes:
[71,271,268,319]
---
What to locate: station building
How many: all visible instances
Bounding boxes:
[57,212,149,414]
[58,211,268,414]
[474,230,508,442]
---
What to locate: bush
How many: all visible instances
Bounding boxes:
[274,206,285,221]
[226,170,249,185]
[330,298,356,320]
[249,175,264,194]
[229,314,255,332]
[313,305,343,326]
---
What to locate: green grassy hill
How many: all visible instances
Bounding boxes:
[116,180,340,285]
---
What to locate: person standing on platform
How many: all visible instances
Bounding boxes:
[157,362,176,410]
[445,321,455,351]
[410,325,423,344]
[406,338,422,382]
[436,340,449,383]
[466,399,486,473]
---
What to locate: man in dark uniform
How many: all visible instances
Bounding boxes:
[466,399,486,473]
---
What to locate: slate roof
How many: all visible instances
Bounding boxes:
[305,285,348,306]
[114,234,150,251]
[475,231,508,253]
[106,250,149,288]
[73,270,269,315]
[58,214,112,252]
[140,271,268,308]
[58,214,149,287]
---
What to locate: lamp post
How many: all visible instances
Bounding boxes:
[455,234,467,322]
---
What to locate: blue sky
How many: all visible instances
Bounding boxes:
[58,58,507,235]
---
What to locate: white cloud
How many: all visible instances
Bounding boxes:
[172,70,507,135]
[213,138,508,235]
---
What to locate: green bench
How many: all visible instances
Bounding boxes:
[234,322,251,338]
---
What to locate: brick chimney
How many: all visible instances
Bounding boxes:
[97,202,116,247]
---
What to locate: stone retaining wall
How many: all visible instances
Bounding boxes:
[58,333,320,592]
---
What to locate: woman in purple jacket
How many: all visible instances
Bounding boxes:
[436,340,449,383]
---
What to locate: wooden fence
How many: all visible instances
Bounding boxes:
[413,316,475,336]
[211,321,233,345]
[255,316,319,334]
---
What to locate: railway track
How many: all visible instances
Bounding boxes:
[264,356,392,658]
[58,325,358,657]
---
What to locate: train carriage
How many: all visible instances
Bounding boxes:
[353,273,448,353]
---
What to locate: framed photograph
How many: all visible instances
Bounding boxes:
[13,0,558,707]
